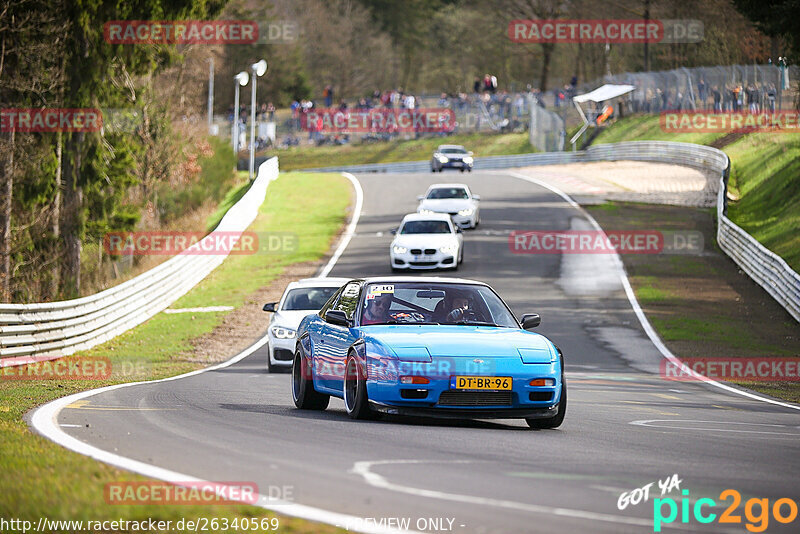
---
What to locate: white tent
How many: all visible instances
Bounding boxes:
[573,84,635,104]
[569,84,635,150]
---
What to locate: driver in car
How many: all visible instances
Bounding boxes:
[362,294,391,325]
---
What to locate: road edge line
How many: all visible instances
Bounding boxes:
[318,172,363,278]
[502,169,800,412]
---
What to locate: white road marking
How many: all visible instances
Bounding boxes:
[501,170,800,412]
[31,333,415,534]
[351,459,694,529]
[317,172,363,278]
[59,424,83,428]
[630,419,800,435]
[163,306,234,314]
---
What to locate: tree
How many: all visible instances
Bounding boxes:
[56,0,224,296]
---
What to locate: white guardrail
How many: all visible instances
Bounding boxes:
[0,157,280,367]
[308,141,799,323]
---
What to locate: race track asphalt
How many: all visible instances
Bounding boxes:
[52,171,800,534]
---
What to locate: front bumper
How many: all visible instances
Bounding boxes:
[268,335,295,367]
[391,250,456,269]
[366,360,561,418]
[437,159,472,170]
[369,401,558,420]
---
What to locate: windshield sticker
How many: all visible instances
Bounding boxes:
[369,284,394,295]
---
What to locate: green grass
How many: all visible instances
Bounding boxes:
[586,201,800,402]
[271,131,533,170]
[592,114,800,271]
[592,114,728,145]
[0,171,350,533]
[724,133,800,271]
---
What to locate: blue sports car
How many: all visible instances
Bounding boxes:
[292,277,565,429]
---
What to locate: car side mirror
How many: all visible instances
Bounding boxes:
[325,309,351,327]
[390,228,397,235]
[468,151,474,156]
[521,313,541,330]
[473,194,481,201]
[417,195,424,201]
[262,302,276,312]
[456,227,463,234]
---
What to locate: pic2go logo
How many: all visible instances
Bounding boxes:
[653,489,798,533]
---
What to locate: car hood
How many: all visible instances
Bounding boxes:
[392,233,458,248]
[363,325,554,361]
[272,310,318,329]
[418,199,474,212]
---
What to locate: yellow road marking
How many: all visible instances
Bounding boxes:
[65,400,172,411]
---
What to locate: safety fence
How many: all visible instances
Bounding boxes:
[0,158,280,367]
[306,141,799,323]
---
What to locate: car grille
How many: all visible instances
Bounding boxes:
[448,212,458,216]
[424,248,436,255]
[438,391,513,406]
[410,261,438,266]
[410,248,422,255]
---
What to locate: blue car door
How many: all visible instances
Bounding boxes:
[315,282,361,392]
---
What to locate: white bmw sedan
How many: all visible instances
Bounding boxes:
[417,183,481,229]
[262,277,348,371]
[390,213,463,271]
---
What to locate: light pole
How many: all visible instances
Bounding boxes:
[207,57,214,135]
[249,59,268,181]
[232,71,248,154]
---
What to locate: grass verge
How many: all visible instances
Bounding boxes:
[586,201,800,403]
[0,171,351,532]
[271,131,532,170]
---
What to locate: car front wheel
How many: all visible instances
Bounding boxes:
[343,354,375,419]
[292,348,329,410]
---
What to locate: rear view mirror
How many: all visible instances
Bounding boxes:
[456,227,463,234]
[390,228,398,235]
[473,194,481,201]
[468,151,474,156]
[263,302,276,312]
[417,195,424,201]
[416,290,445,299]
[521,313,541,330]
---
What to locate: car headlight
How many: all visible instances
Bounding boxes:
[439,244,458,254]
[462,156,473,164]
[270,326,296,339]
[418,209,435,215]
[393,245,408,254]
[458,208,474,216]
[436,155,448,163]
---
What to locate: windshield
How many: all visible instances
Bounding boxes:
[282,286,340,310]
[439,148,468,154]
[427,188,469,200]
[400,220,452,234]
[360,282,518,327]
